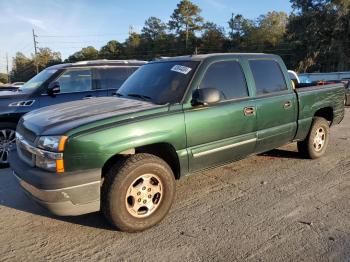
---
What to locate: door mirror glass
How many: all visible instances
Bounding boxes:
[191,88,221,106]
[47,81,60,96]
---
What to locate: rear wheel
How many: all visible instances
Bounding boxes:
[101,153,175,232]
[297,117,330,159]
[0,122,17,167]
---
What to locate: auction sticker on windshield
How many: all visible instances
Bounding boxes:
[171,65,192,75]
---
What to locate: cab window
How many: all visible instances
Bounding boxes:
[249,60,287,95]
[55,69,93,93]
[199,61,248,100]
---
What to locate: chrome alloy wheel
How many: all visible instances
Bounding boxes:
[125,174,163,218]
[0,129,16,164]
[313,127,326,152]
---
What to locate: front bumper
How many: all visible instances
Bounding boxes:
[9,150,101,216]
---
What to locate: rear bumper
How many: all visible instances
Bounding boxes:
[9,150,101,216]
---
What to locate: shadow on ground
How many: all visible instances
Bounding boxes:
[0,168,115,231]
[258,148,303,159]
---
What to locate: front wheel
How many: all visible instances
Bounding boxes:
[0,122,17,167]
[297,117,330,159]
[101,153,176,232]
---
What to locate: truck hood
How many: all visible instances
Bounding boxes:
[21,97,164,136]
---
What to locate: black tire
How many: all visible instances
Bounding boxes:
[297,117,330,159]
[101,153,176,232]
[0,122,17,168]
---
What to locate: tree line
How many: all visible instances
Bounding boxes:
[5,0,350,83]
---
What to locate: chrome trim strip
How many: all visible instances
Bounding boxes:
[16,133,63,160]
[192,138,257,158]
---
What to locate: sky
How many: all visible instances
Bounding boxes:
[0,0,292,73]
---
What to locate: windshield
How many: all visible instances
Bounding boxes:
[20,69,58,90]
[117,61,199,105]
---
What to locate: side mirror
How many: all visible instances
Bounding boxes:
[191,88,221,106]
[47,81,60,96]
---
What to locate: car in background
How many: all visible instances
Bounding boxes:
[0,59,146,165]
[289,71,349,105]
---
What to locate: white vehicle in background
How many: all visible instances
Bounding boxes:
[288,70,300,89]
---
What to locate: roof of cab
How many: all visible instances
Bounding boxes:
[47,59,148,70]
[152,53,280,63]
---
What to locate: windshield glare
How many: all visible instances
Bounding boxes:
[117,61,199,105]
[20,69,58,90]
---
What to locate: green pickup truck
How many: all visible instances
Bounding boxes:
[10,53,344,232]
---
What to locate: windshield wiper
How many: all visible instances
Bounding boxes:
[127,93,152,102]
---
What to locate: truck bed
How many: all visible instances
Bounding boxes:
[294,83,345,141]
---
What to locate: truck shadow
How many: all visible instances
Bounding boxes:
[258,148,303,159]
[0,168,116,231]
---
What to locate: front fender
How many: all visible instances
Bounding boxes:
[63,113,186,172]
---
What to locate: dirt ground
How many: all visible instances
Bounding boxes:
[0,110,349,262]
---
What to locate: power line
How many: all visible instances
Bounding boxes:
[38,33,127,38]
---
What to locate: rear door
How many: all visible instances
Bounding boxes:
[95,66,139,97]
[185,60,257,172]
[39,68,104,107]
[249,59,297,153]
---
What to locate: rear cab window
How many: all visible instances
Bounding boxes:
[199,60,249,100]
[249,60,288,95]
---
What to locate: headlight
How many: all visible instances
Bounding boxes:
[35,136,67,173]
[36,155,58,172]
[37,136,67,152]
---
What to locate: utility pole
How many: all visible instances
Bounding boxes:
[6,53,9,84]
[32,28,39,74]
[230,13,234,40]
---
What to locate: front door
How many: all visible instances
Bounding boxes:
[185,60,257,172]
[39,68,107,107]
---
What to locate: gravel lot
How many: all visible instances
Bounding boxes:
[0,109,349,262]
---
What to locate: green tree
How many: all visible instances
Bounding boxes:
[253,11,288,46]
[287,0,346,72]
[0,73,9,84]
[200,22,226,52]
[141,17,167,40]
[35,47,62,71]
[123,33,141,58]
[168,0,204,48]
[227,14,254,49]
[10,52,36,82]
[66,46,99,62]
[99,40,123,59]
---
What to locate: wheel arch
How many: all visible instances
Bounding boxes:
[314,107,334,125]
[102,142,182,180]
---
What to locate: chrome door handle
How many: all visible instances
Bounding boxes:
[83,96,95,100]
[283,101,292,109]
[244,107,255,116]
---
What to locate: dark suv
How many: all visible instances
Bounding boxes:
[0,59,146,165]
